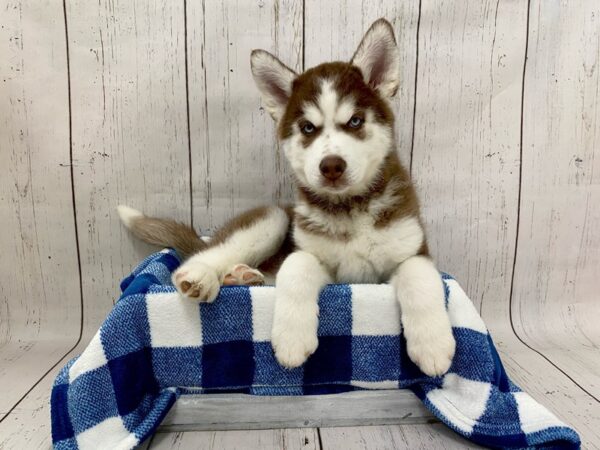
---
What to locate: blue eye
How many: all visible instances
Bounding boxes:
[347,115,364,128]
[300,121,316,135]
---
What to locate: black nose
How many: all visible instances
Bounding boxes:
[319,156,347,181]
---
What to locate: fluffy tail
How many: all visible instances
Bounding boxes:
[117,205,206,259]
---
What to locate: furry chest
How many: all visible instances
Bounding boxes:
[293,214,424,283]
[297,231,385,283]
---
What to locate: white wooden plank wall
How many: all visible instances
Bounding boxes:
[513,0,600,398]
[0,0,81,416]
[66,0,191,335]
[412,0,525,317]
[1,0,599,448]
[188,0,302,231]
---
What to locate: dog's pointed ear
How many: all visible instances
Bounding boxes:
[251,50,297,121]
[351,19,400,98]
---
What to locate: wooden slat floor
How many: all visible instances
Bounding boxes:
[0,332,598,450]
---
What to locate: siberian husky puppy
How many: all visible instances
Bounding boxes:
[118,19,455,376]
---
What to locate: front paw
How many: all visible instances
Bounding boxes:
[406,323,456,377]
[271,300,319,369]
[172,262,220,302]
[271,327,318,369]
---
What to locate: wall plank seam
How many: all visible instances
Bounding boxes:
[184,0,194,228]
[408,0,422,177]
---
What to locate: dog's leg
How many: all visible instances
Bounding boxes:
[390,255,455,377]
[271,251,331,368]
[173,206,289,302]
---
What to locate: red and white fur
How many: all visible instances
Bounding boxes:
[118,19,455,376]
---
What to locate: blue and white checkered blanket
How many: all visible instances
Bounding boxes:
[51,249,580,449]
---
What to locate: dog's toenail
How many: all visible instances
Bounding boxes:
[189,289,200,298]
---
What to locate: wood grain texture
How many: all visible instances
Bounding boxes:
[158,390,432,432]
[188,0,302,233]
[411,0,526,315]
[319,424,485,449]
[303,0,419,166]
[65,0,191,333]
[0,341,88,449]
[512,0,600,397]
[0,0,81,413]
[0,340,74,419]
[150,428,320,450]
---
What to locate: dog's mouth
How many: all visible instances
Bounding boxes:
[321,177,347,188]
[319,177,350,193]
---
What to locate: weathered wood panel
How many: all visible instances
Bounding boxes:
[513,0,600,396]
[66,0,191,333]
[411,0,526,317]
[319,424,485,449]
[150,428,319,450]
[0,341,88,448]
[0,0,81,413]
[304,0,419,166]
[188,0,302,232]
[158,391,432,432]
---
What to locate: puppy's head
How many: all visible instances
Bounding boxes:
[251,19,399,197]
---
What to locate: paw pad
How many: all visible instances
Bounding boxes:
[222,264,265,286]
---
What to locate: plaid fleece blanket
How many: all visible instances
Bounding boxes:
[51,249,580,449]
